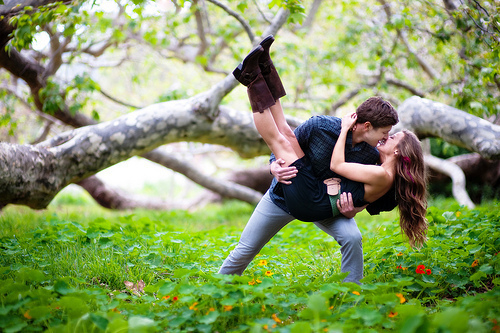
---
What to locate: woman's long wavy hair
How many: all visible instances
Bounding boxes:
[394,130,428,248]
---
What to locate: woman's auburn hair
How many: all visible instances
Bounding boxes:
[394,130,428,248]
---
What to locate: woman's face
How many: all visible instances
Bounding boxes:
[377,132,405,154]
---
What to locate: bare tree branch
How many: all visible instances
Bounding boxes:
[142,148,263,204]
[206,0,254,43]
[252,0,272,24]
[77,175,191,210]
[377,0,440,80]
[98,88,144,110]
[193,0,209,56]
[386,77,425,97]
[301,0,323,31]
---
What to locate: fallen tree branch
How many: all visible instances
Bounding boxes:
[424,154,475,208]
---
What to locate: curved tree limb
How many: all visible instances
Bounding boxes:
[424,154,475,208]
[394,96,500,160]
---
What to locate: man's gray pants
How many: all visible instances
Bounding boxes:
[218,190,363,284]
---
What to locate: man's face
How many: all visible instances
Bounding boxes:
[365,125,392,147]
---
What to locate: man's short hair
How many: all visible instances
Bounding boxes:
[356,97,399,128]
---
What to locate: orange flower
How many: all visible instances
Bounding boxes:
[206,307,215,315]
[456,211,461,217]
[223,305,233,312]
[256,278,262,283]
[23,311,32,320]
[352,291,360,295]
[272,313,281,323]
[265,270,273,277]
[471,259,479,267]
[396,293,406,304]
[162,296,170,301]
[261,305,266,312]
[258,259,268,266]
[248,279,256,286]
[189,302,198,310]
[397,252,403,256]
[388,311,398,318]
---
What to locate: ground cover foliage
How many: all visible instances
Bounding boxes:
[0,196,499,332]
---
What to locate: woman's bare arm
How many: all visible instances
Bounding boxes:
[330,113,385,185]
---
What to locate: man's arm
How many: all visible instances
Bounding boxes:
[270,158,298,185]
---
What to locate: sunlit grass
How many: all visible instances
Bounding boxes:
[0,192,498,332]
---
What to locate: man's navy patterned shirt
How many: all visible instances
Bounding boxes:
[269,115,396,216]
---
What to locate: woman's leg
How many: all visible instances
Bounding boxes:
[269,99,303,158]
[253,109,303,167]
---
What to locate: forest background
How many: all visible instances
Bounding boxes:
[0,0,499,209]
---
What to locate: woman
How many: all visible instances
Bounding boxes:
[233,36,427,247]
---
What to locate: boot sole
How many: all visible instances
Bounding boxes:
[260,35,274,49]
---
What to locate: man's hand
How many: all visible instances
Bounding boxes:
[337,192,367,218]
[270,158,298,185]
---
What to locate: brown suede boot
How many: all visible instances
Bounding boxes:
[259,35,286,100]
[233,46,275,113]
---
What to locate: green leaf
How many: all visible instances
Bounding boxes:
[128,316,156,333]
[432,308,468,333]
[89,313,109,331]
[57,296,90,319]
[479,264,493,274]
[307,293,328,313]
[400,313,429,333]
[198,310,220,325]
[158,281,176,296]
[291,321,312,333]
[352,307,383,326]
[54,279,74,295]
[15,268,45,283]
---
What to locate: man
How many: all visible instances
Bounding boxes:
[218,97,398,284]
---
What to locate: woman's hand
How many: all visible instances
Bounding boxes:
[341,112,357,132]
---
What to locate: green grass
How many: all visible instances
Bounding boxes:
[0,193,499,332]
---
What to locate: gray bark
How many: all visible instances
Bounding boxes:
[0,100,269,209]
[394,96,500,207]
[394,96,500,160]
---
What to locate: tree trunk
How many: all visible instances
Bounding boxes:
[393,96,500,207]
[0,100,269,209]
[394,96,500,160]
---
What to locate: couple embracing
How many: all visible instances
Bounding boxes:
[219,36,427,284]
